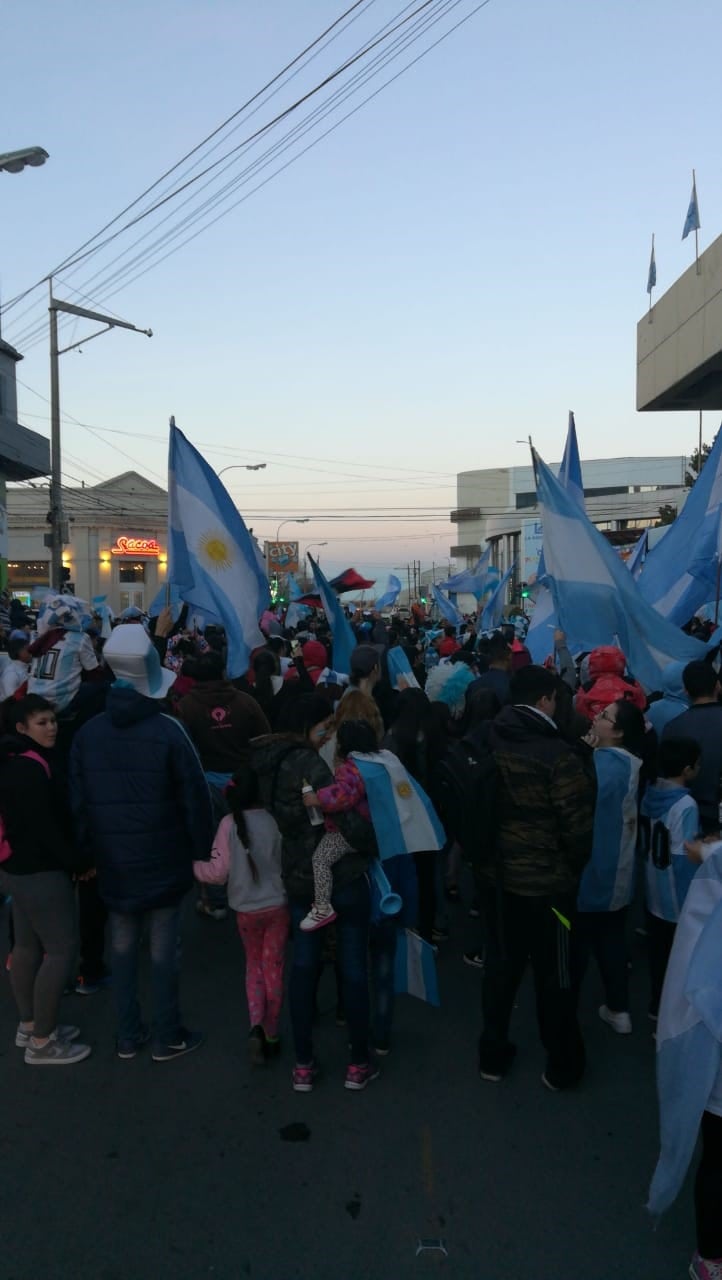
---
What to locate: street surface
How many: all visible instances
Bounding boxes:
[0,890,691,1280]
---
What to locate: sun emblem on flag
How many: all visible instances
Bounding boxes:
[198,530,233,573]
[396,781,412,798]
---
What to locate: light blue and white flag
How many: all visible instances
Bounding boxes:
[648,843,722,1216]
[647,235,657,295]
[395,928,440,1006]
[386,644,421,691]
[480,561,516,631]
[285,572,311,630]
[375,574,402,610]
[638,426,722,625]
[626,529,648,580]
[168,424,266,678]
[525,583,557,663]
[682,173,701,240]
[352,750,445,861]
[534,448,711,691]
[90,596,114,640]
[558,411,585,511]
[308,553,356,675]
[431,583,464,628]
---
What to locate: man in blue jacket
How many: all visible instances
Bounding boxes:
[70,625,214,1062]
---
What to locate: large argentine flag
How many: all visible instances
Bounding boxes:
[534,449,710,690]
[351,750,445,862]
[638,426,722,625]
[308,554,356,675]
[375,574,402,610]
[431,583,464,627]
[648,843,722,1216]
[438,547,499,601]
[527,412,585,662]
[168,425,267,677]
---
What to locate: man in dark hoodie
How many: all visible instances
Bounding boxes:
[477,664,595,1091]
[177,649,270,776]
[70,625,214,1062]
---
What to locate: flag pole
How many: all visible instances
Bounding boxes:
[699,409,703,476]
[648,232,654,322]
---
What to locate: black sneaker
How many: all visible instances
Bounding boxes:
[431,926,449,943]
[116,1025,151,1060]
[248,1026,266,1066]
[463,951,485,970]
[152,1028,204,1062]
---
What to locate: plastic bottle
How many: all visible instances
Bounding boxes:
[302,780,324,827]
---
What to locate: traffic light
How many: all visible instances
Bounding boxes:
[520,582,530,598]
[420,595,427,604]
[61,566,71,583]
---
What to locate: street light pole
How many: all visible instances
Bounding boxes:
[217,463,267,477]
[48,281,153,588]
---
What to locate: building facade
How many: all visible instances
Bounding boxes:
[0,336,51,588]
[7,471,168,613]
[451,455,688,580]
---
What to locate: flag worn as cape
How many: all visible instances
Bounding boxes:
[351,750,445,861]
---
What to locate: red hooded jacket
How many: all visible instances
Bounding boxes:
[575,646,647,721]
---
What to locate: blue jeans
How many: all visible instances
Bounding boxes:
[110,900,184,1049]
[369,918,400,1049]
[289,876,370,1065]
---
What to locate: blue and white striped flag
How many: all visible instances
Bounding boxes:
[386,644,421,691]
[394,928,440,1006]
[534,448,711,690]
[647,235,657,294]
[480,561,516,631]
[431,583,464,627]
[682,173,701,240]
[351,750,445,862]
[375,574,402,610]
[308,554,356,675]
[168,425,266,677]
[626,529,648,580]
[638,425,722,625]
[558,411,585,511]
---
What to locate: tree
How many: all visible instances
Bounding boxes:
[686,440,713,487]
[655,503,677,526]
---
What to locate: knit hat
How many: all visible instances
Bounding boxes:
[104,625,176,699]
[302,640,328,685]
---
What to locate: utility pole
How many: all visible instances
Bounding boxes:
[48,281,152,588]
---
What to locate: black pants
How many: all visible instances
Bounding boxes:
[478,888,585,1089]
[573,907,629,1012]
[696,1110,722,1260]
[646,911,676,1017]
[77,878,108,981]
[413,851,436,943]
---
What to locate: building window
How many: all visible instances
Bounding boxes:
[118,562,146,584]
[119,589,145,612]
[7,560,50,589]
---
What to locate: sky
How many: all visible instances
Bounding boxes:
[2,0,721,581]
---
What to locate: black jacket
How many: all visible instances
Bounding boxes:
[663,702,722,831]
[69,687,214,911]
[0,737,85,876]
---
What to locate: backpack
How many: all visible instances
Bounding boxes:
[0,750,51,864]
[433,735,498,871]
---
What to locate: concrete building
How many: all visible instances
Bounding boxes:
[0,336,51,588]
[451,456,688,581]
[7,471,168,613]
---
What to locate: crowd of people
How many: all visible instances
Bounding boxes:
[0,589,721,1278]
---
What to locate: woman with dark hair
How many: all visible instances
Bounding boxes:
[251,693,375,1092]
[383,688,448,940]
[574,698,647,1035]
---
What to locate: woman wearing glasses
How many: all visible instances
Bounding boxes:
[574,698,648,1036]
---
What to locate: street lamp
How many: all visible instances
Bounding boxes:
[305,540,327,577]
[276,517,310,543]
[218,463,267,477]
[0,146,49,174]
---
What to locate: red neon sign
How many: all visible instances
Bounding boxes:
[111,536,161,557]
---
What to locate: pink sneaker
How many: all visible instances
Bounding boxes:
[299,905,337,932]
[292,1061,319,1093]
[690,1254,722,1280]
[344,1060,381,1091]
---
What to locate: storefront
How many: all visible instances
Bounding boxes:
[7,470,168,614]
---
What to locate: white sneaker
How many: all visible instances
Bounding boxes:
[599,1004,632,1035]
[299,905,337,932]
[15,1024,81,1049]
[24,1037,92,1065]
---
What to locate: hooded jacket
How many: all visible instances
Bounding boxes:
[250,735,371,901]
[0,737,85,876]
[69,686,214,912]
[177,680,270,773]
[640,780,699,922]
[484,705,595,897]
[663,702,722,832]
[575,646,647,721]
[646,663,690,737]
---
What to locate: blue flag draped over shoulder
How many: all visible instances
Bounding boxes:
[648,844,722,1216]
[167,425,267,677]
[351,750,445,861]
[431,583,464,627]
[534,448,711,690]
[375,574,402,610]
[638,426,722,624]
[308,554,356,675]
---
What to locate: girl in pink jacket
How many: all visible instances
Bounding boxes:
[194,772,288,1065]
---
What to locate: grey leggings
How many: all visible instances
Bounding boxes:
[0,869,78,1037]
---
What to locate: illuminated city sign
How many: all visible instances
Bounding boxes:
[111,536,161,557]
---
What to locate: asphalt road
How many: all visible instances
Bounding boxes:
[0,889,693,1280]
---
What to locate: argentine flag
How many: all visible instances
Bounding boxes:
[387,644,421,691]
[431,583,464,628]
[168,425,267,677]
[480,561,516,631]
[682,174,701,240]
[308,554,356,675]
[534,448,711,691]
[375,574,402,610]
[351,750,445,862]
[638,425,722,625]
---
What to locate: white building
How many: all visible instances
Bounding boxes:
[451,456,688,582]
[7,471,169,613]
